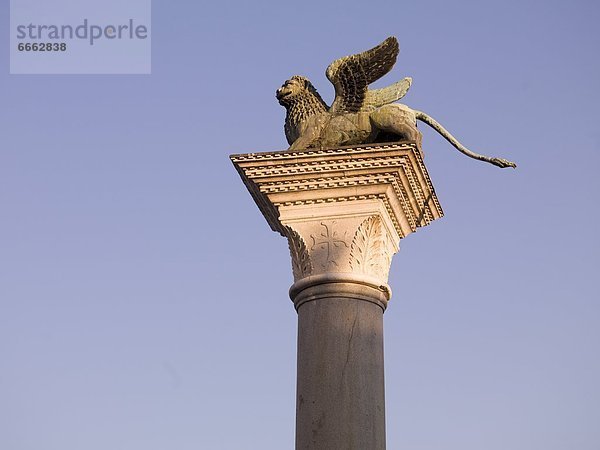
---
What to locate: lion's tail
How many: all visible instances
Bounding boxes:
[414,110,516,169]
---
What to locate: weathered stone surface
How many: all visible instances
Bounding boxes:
[276,36,516,168]
[296,293,385,450]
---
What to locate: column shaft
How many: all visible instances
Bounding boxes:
[294,283,386,450]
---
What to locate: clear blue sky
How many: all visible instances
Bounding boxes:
[1,0,599,449]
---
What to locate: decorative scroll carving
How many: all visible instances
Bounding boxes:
[350,216,392,279]
[286,227,312,280]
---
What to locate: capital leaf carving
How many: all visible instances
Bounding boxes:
[350,216,392,280]
[286,227,313,280]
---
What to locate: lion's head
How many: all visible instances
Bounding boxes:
[276,76,327,110]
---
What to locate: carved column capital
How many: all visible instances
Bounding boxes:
[282,209,397,309]
[231,143,443,310]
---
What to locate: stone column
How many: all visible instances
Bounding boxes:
[231,143,443,450]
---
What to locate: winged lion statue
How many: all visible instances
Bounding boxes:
[276,36,516,169]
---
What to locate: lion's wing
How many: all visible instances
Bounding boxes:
[326,36,399,114]
[362,77,412,111]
